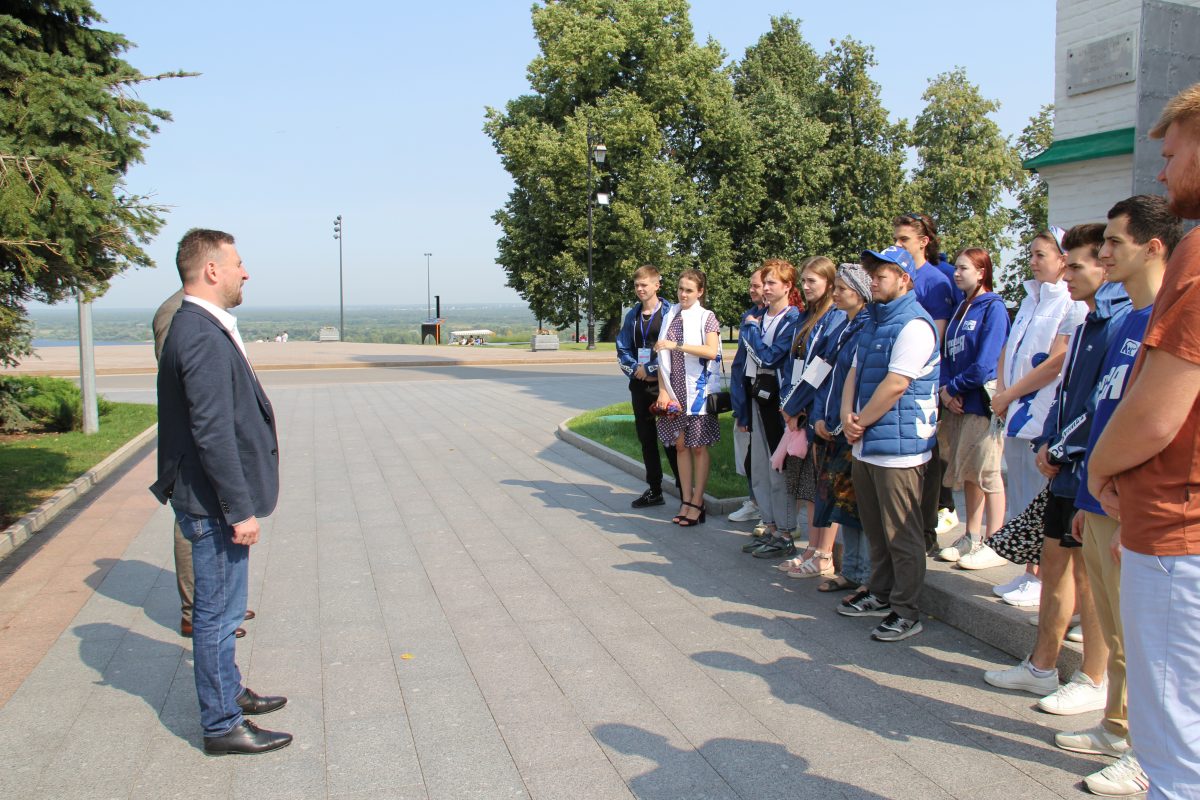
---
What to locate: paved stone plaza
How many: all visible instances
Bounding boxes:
[0,363,1110,798]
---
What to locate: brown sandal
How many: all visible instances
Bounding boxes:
[818,575,856,593]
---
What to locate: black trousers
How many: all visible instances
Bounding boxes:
[630,381,679,492]
[921,441,944,550]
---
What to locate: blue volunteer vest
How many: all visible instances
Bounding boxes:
[854,291,940,457]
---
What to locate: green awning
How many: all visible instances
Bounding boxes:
[1023,128,1135,171]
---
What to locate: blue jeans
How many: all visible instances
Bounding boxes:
[1122,548,1200,799]
[176,511,248,737]
[838,523,871,587]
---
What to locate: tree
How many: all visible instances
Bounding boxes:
[0,1,185,366]
[817,38,909,261]
[485,0,760,337]
[731,16,832,270]
[1001,104,1054,303]
[910,68,1023,261]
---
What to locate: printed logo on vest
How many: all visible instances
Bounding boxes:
[1120,338,1140,357]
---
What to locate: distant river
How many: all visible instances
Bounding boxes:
[32,339,150,348]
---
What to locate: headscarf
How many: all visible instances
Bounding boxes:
[837,263,872,304]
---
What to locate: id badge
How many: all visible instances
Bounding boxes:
[745,359,758,379]
[801,357,832,388]
[637,347,652,365]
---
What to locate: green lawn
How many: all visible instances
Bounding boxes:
[566,401,745,499]
[0,403,157,528]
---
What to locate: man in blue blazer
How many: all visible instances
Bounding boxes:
[151,228,291,755]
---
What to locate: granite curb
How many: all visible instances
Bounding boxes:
[0,423,158,563]
[556,421,1083,675]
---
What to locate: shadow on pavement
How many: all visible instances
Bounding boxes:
[693,610,1101,778]
[74,622,194,745]
[593,722,892,800]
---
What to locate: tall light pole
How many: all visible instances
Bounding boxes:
[585,121,607,351]
[425,252,432,320]
[333,214,344,341]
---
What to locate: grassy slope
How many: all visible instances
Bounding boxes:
[0,403,156,528]
[566,401,744,499]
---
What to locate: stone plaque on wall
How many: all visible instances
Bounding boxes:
[1135,0,1200,199]
[1067,32,1135,96]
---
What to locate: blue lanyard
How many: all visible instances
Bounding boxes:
[638,302,661,347]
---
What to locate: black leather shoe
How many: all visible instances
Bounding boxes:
[631,489,665,508]
[236,688,287,715]
[203,720,292,756]
[752,537,797,559]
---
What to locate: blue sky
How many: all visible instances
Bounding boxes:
[74,0,1054,311]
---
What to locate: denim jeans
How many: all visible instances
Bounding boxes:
[838,523,872,587]
[1121,548,1200,799]
[176,511,248,737]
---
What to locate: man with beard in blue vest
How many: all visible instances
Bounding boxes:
[838,246,940,642]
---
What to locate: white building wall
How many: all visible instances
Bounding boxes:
[1042,154,1135,226]
[1047,0,1200,226]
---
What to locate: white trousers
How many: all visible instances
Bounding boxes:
[1122,548,1200,799]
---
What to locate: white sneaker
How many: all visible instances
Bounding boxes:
[993,572,1029,597]
[1055,725,1131,757]
[936,508,959,535]
[1038,670,1107,715]
[1066,624,1084,643]
[728,500,761,522]
[1001,576,1043,607]
[1085,751,1149,797]
[958,542,1009,570]
[937,533,975,562]
[984,658,1060,695]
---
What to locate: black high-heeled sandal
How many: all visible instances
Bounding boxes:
[672,503,690,525]
[677,502,706,527]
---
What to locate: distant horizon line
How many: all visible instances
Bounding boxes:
[30,301,535,313]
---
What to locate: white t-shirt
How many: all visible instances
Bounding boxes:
[851,319,937,468]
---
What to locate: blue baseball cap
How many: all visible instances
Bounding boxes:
[861,245,916,278]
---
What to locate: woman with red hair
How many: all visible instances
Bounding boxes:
[935,248,1010,562]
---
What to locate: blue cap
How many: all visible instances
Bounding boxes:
[861,245,916,278]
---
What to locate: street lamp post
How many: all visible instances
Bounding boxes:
[585,121,607,351]
[333,214,344,341]
[425,252,432,320]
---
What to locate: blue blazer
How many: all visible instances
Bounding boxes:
[152,302,280,525]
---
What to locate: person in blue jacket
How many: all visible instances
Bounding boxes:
[806,263,873,594]
[776,256,846,577]
[739,259,802,560]
[731,269,765,528]
[983,223,1132,716]
[893,213,960,551]
[935,248,1010,564]
[615,265,678,508]
[838,245,940,642]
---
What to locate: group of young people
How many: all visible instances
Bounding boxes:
[614,84,1200,800]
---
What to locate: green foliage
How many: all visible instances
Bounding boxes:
[730,16,832,288]
[485,0,760,335]
[910,68,1023,265]
[0,374,114,432]
[1002,104,1054,303]
[0,1,188,367]
[817,38,909,260]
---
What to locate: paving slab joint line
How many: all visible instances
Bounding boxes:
[0,423,158,564]
[556,421,744,516]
